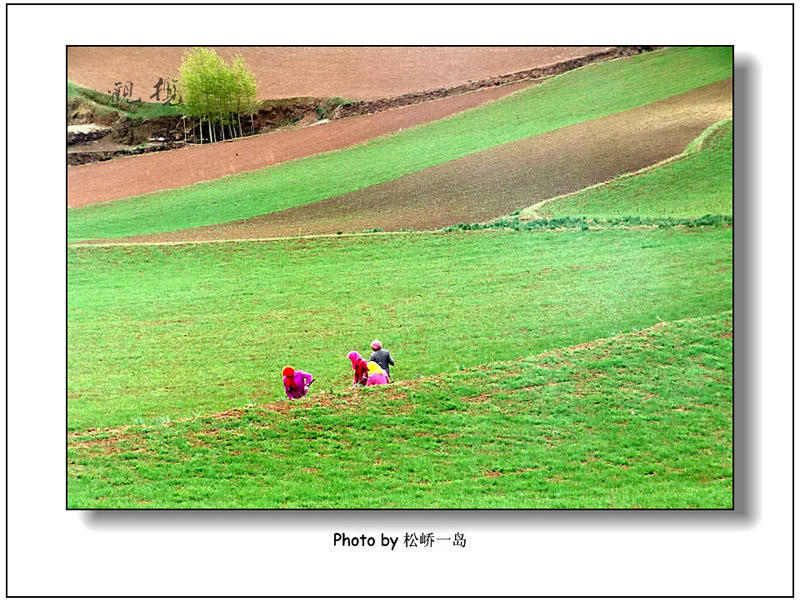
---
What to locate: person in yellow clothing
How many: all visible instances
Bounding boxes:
[365,361,389,386]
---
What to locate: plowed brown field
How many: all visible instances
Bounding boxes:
[68,46,611,101]
[68,82,534,208]
[109,79,731,244]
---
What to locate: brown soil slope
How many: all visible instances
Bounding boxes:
[68,47,611,101]
[113,79,731,244]
[68,82,534,208]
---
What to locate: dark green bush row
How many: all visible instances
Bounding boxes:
[442,214,733,233]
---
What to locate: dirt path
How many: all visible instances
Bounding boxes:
[109,79,731,244]
[68,46,611,101]
[68,81,534,208]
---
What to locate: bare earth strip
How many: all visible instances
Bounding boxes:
[109,79,731,244]
[68,82,534,208]
[68,47,611,101]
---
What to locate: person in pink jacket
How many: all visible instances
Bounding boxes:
[282,366,314,400]
[365,361,389,386]
[347,351,369,387]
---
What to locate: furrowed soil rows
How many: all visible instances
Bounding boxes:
[111,79,731,243]
[68,47,612,101]
[68,82,534,208]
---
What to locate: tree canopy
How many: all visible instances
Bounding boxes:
[178,47,259,142]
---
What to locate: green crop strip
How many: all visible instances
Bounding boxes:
[68,227,731,432]
[68,311,731,509]
[530,118,733,219]
[68,47,732,242]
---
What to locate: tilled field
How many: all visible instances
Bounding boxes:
[68,82,534,208]
[67,46,611,101]
[107,79,731,244]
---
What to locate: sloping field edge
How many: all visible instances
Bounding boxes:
[333,46,660,118]
[67,311,728,439]
[72,217,733,249]
[519,117,733,220]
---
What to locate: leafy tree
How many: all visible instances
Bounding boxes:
[178,47,259,143]
[231,54,259,137]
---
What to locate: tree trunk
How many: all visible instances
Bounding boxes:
[238,114,243,138]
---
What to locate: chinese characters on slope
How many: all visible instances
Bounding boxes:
[333,532,466,550]
[107,78,182,106]
[105,79,184,145]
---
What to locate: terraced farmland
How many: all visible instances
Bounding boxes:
[111,79,731,243]
[68,46,731,243]
[68,81,535,208]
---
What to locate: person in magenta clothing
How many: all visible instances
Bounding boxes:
[347,351,369,387]
[282,366,314,400]
[366,361,389,386]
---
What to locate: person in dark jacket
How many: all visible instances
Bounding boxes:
[369,340,395,381]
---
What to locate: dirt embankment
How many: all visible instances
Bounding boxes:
[101,79,731,245]
[67,98,329,166]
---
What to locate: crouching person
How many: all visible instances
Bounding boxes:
[282,366,314,400]
[347,351,369,387]
[366,361,389,386]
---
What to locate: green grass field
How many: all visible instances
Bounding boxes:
[68,47,732,242]
[68,227,731,432]
[527,118,733,219]
[68,46,733,509]
[68,310,731,509]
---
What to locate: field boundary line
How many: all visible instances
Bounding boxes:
[70,229,438,247]
[70,220,732,248]
[67,310,731,439]
[520,116,733,220]
[332,46,661,120]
